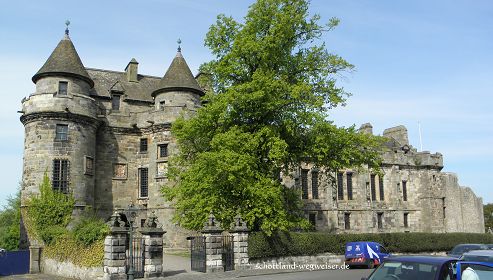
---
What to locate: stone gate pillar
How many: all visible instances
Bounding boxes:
[202,214,224,273]
[29,245,42,273]
[103,212,128,280]
[231,215,249,269]
[139,211,166,278]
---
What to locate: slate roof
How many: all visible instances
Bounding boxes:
[32,35,94,87]
[87,69,160,102]
[152,51,204,96]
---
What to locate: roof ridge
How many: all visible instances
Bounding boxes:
[86,67,162,79]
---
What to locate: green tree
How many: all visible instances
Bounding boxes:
[163,0,383,234]
[485,204,493,231]
[0,190,21,250]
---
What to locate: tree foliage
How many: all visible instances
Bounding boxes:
[0,190,21,250]
[163,0,383,234]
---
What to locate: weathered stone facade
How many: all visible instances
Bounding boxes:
[20,31,484,252]
[287,124,485,234]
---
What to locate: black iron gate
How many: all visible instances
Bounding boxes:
[222,234,234,271]
[189,235,206,272]
[126,236,145,278]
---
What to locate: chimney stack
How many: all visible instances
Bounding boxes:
[125,58,139,82]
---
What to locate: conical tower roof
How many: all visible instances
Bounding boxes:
[32,32,93,87]
[152,50,204,96]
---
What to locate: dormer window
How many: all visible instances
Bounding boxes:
[58,81,68,95]
[112,94,121,111]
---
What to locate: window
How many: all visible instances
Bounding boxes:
[84,156,94,175]
[347,172,353,200]
[309,213,316,228]
[344,213,351,230]
[52,159,69,193]
[140,138,148,153]
[55,124,68,141]
[159,101,165,110]
[58,81,68,95]
[111,94,121,111]
[402,180,407,201]
[377,212,383,229]
[404,213,409,228]
[139,168,148,198]
[379,175,385,201]
[301,169,308,199]
[158,144,168,158]
[370,174,377,201]
[141,219,146,228]
[311,171,319,199]
[337,172,344,200]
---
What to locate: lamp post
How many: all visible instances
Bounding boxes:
[125,202,138,280]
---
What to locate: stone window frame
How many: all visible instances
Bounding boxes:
[52,158,70,194]
[377,212,384,229]
[311,169,319,199]
[140,138,148,153]
[157,142,169,159]
[301,169,309,199]
[57,81,68,96]
[346,172,353,200]
[84,155,94,176]
[344,212,351,230]
[112,163,128,180]
[403,212,409,228]
[55,124,69,141]
[111,92,122,111]
[138,167,149,198]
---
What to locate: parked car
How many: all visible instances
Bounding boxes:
[361,255,458,280]
[486,244,493,250]
[447,244,489,258]
[460,250,493,263]
[456,261,493,280]
[345,241,390,269]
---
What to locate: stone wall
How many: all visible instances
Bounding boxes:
[41,258,103,280]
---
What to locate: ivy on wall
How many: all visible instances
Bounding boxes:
[25,173,108,267]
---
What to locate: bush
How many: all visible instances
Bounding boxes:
[27,173,75,236]
[248,231,493,259]
[73,217,109,246]
[38,226,69,245]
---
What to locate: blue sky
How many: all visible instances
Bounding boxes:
[0,0,491,207]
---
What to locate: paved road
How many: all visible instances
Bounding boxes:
[2,269,373,280]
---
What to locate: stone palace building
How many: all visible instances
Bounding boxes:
[19,30,484,248]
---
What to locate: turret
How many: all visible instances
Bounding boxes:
[152,42,203,117]
[20,24,99,214]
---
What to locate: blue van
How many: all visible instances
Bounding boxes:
[345,241,390,268]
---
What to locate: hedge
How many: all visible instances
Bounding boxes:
[248,231,493,259]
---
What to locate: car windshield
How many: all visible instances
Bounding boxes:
[461,255,493,263]
[451,245,486,255]
[368,261,439,280]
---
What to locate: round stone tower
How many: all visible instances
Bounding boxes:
[20,27,100,212]
[151,46,204,120]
